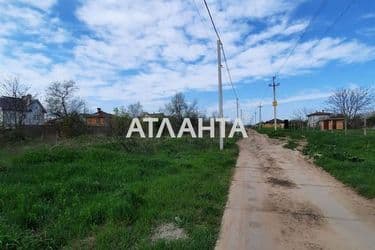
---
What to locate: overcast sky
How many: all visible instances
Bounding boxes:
[0,0,374,122]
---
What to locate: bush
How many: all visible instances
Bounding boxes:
[59,114,87,138]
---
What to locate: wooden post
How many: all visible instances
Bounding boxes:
[364,116,367,136]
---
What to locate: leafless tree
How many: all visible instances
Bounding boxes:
[164,92,200,119]
[327,87,374,131]
[0,77,30,98]
[127,102,144,117]
[164,93,188,121]
[113,106,128,117]
[45,80,84,118]
[292,107,312,121]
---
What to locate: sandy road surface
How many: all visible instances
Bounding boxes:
[216,130,375,250]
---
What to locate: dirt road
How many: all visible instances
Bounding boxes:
[216,130,375,250]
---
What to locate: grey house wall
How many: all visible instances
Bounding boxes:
[307,115,330,128]
[0,102,45,127]
[0,109,24,127]
[24,102,45,125]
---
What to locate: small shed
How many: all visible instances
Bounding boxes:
[84,108,113,127]
[319,116,345,131]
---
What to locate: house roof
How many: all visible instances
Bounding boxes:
[83,109,113,118]
[0,96,47,113]
[264,118,284,124]
[321,115,345,121]
[30,100,47,113]
[143,112,165,117]
[307,111,332,117]
[0,96,26,111]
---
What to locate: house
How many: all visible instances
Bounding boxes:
[262,119,285,129]
[0,95,46,128]
[307,110,331,128]
[142,112,166,119]
[84,108,113,127]
[319,115,345,131]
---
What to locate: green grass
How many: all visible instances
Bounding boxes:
[0,137,238,249]
[283,139,298,150]
[257,128,375,198]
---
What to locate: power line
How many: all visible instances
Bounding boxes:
[221,47,239,99]
[276,0,327,76]
[310,0,356,50]
[191,0,216,50]
[203,0,221,41]
[202,0,239,101]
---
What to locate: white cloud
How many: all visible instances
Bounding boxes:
[361,13,375,20]
[0,0,374,114]
[19,0,57,12]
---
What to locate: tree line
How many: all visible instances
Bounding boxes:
[1,77,374,134]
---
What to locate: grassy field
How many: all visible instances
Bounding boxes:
[0,137,238,249]
[257,128,375,199]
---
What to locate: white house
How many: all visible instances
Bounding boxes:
[307,110,332,128]
[0,95,46,128]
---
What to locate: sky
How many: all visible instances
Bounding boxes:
[0,0,374,123]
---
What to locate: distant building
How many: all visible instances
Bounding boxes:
[319,115,345,131]
[83,108,113,127]
[0,95,46,128]
[262,119,285,129]
[307,110,332,128]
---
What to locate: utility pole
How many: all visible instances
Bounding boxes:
[269,76,280,131]
[217,40,224,150]
[236,97,239,119]
[254,110,257,126]
[258,103,263,129]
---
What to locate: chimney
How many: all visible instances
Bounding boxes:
[22,94,32,106]
[97,108,101,113]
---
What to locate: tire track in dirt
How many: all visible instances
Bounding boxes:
[216,129,375,250]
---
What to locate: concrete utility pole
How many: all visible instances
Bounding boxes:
[236,97,239,119]
[217,39,224,150]
[258,103,263,129]
[269,76,280,131]
[254,110,257,126]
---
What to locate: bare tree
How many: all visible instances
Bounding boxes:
[45,80,84,118]
[0,77,30,98]
[292,107,311,121]
[185,100,199,119]
[327,87,374,132]
[113,106,127,117]
[164,92,199,119]
[127,102,144,117]
[164,93,188,121]
[0,77,32,127]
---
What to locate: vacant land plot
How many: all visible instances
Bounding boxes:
[0,137,238,249]
[257,128,375,198]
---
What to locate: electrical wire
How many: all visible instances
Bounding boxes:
[276,0,327,77]
[310,0,356,51]
[201,0,239,101]
[202,0,221,41]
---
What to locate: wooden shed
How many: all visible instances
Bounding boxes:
[319,116,345,131]
[84,108,113,127]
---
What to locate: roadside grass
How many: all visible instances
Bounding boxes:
[0,137,238,249]
[283,140,298,150]
[257,128,375,198]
